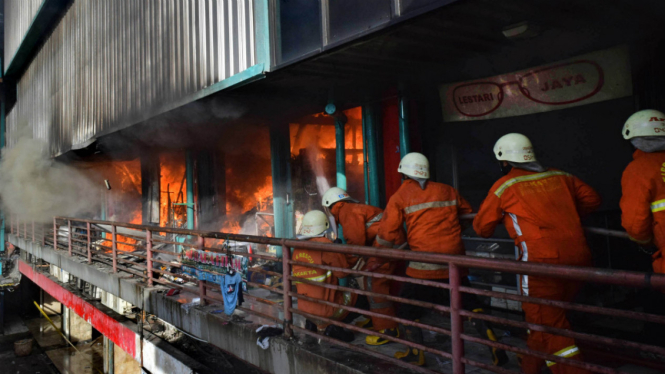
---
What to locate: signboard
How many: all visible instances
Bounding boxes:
[439,46,632,122]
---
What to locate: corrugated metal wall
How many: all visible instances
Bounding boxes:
[7,0,256,155]
[4,0,45,69]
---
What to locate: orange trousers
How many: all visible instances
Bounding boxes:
[521,275,590,374]
[364,262,398,331]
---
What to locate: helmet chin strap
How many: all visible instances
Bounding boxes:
[499,162,512,175]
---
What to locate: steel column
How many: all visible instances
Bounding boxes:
[104,336,115,374]
[185,150,195,230]
[398,94,410,158]
[0,212,4,253]
[0,291,4,335]
[146,230,153,287]
[86,222,91,264]
[198,236,206,306]
[270,123,294,257]
[450,263,464,374]
[364,104,382,207]
[335,118,347,190]
[62,305,70,341]
[67,220,72,256]
[53,217,57,250]
[281,239,293,337]
[361,108,370,204]
[111,225,117,273]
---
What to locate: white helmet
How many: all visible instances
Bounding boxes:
[299,210,330,237]
[493,133,536,163]
[398,152,429,179]
[622,109,665,139]
[322,187,357,208]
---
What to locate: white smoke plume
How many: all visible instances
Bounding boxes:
[306,142,331,196]
[0,137,100,223]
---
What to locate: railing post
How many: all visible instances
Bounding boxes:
[68,220,72,256]
[197,236,206,306]
[24,221,27,240]
[10,215,13,235]
[281,239,292,338]
[111,225,117,273]
[146,230,153,287]
[32,221,35,242]
[199,280,207,306]
[450,263,465,374]
[86,222,92,264]
[53,218,57,250]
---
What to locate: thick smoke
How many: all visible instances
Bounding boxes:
[0,137,100,222]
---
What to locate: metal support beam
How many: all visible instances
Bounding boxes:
[363,104,382,207]
[335,118,347,190]
[61,304,71,340]
[362,110,370,205]
[0,99,5,255]
[0,291,4,335]
[104,336,115,374]
[270,124,294,257]
[398,94,411,158]
[140,155,160,225]
[185,150,195,230]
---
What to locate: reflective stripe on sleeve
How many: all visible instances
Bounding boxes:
[375,235,394,247]
[494,171,570,198]
[404,200,457,214]
[293,270,332,284]
[628,235,652,245]
[365,213,383,228]
[546,345,580,367]
[651,199,665,213]
[408,262,449,271]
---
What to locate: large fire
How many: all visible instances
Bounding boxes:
[159,152,188,228]
[289,106,365,220]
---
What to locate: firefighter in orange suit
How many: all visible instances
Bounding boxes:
[322,187,406,346]
[620,109,665,274]
[378,152,507,367]
[620,109,665,345]
[292,210,358,342]
[474,133,601,374]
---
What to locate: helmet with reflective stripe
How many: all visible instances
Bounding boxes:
[622,109,665,139]
[398,152,430,179]
[493,133,537,163]
[322,187,356,208]
[300,210,330,237]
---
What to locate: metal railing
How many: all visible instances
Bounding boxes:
[8,215,665,374]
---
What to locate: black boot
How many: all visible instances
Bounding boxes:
[305,319,318,333]
[470,309,509,366]
[394,324,426,366]
[324,325,355,342]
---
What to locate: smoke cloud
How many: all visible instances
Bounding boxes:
[0,137,100,223]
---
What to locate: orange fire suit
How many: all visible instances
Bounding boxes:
[292,237,357,330]
[620,149,665,274]
[330,202,405,331]
[377,179,472,279]
[474,168,601,374]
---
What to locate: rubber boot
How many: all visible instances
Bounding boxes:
[394,324,425,366]
[470,309,509,366]
[305,319,317,333]
[324,325,355,342]
[365,328,399,346]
